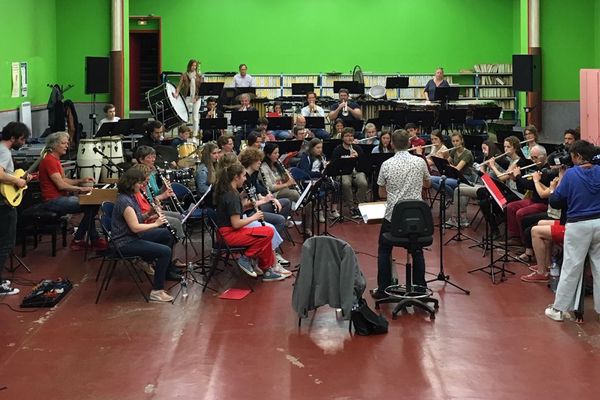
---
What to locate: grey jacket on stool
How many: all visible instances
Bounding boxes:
[292,236,366,320]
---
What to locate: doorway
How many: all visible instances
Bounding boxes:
[129,30,160,111]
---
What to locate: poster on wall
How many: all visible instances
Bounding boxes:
[11,62,20,98]
[20,62,28,97]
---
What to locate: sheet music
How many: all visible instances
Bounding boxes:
[182,185,212,225]
[358,202,386,224]
[293,181,312,212]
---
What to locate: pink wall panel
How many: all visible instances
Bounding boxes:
[580,69,600,145]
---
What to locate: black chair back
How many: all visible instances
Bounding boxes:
[389,200,434,240]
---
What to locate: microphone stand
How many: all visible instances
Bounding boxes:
[93,147,124,178]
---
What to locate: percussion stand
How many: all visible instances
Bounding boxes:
[7,251,31,273]
[426,175,471,294]
[89,94,98,135]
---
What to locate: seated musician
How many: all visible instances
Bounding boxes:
[217,134,236,156]
[195,142,221,197]
[423,67,449,101]
[294,115,315,140]
[199,96,224,143]
[430,131,477,199]
[296,138,340,222]
[171,124,192,148]
[285,126,311,167]
[96,103,120,134]
[563,128,580,151]
[424,130,448,166]
[331,118,345,139]
[111,167,175,302]
[134,146,185,240]
[260,143,300,203]
[239,147,292,234]
[214,163,286,282]
[39,132,107,251]
[246,132,263,150]
[405,123,426,148]
[233,93,257,151]
[328,88,363,125]
[256,117,275,142]
[267,102,292,140]
[521,125,539,159]
[358,123,379,145]
[331,127,368,219]
[136,120,163,149]
[505,145,555,247]
[301,91,329,139]
[372,130,393,154]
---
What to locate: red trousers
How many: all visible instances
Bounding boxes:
[507,199,547,239]
[219,226,275,270]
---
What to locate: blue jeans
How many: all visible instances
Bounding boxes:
[273,130,292,140]
[312,128,330,140]
[0,205,17,281]
[377,219,426,291]
[43,196,100,241]
[118,228,173,290]
[430,176,458,198]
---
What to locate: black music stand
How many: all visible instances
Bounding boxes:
[199,117,227,131]
[463,134,486,153]
[304,116,325,130]
[497,130,524,143]
[267,116,293,131]
[345,119,364,133]
[386,76,409,89]
[378,110,406,130]
[434,86,460,103]
[95,122,117,137]
[199,82,224,96]
[427,174,471,294]
[291,83,314,95]
[368,152,394,200]
[333,81,364,94]
[366,118,384,131]
[438,108,467,131]
[277,139,303,156]
[322,139,342,159]
[236,87,256,96]
[323,157,359,226]
[405,110,435,132]
[472,106,502,121]
[114,118,148,136]
[468,174,517,283]
[231,110,259,143]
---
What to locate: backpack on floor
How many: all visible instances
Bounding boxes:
[350,298,389,336]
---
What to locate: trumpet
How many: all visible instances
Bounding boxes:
[342,102,349,117]
[496,162,538,178]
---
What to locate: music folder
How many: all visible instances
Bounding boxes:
[304,116,325,129]
[114,118,148,136]
[231,110,259,126]
[434,86,460,102]
[95,122,117,137]
[276,139,303,155]
[199,117,227,130]
[385,77,409,89]
[291,83,314,95]
[266,116,293,131]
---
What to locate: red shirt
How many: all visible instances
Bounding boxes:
[409,136,426,148]
[134,191,152,215]
[39,153,66,201]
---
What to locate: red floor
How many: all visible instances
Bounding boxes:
[1,214,599,399]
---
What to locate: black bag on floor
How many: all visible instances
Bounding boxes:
[350,298,389,335]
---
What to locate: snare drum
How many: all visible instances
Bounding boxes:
[146,82,189,131]
[99,136,124,181]
[76,139,102,185]
[165,168,194,184]
[177,143,197,159]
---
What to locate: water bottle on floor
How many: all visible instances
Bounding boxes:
[549,257,560,293]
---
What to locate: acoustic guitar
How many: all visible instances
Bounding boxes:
[1,147,48,207]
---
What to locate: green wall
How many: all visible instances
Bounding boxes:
[0,0,57,110]
[540,0,598,100]
[130,0,516,74]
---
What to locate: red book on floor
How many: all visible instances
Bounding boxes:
[219,288,252,300]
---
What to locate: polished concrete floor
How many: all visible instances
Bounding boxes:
[1,211,599,399]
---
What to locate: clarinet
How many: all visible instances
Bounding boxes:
[140,188,180,242]
[277,161,301,193]
[258,168,279,214]
[243,182,265,226]
[154,167,186,215]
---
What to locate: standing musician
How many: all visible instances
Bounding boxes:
[111,167,176,302]
[260,142,300,203]
[214,163,286,282]
[39,131,107,250]
[331,127,368,219]
[232,63,254,88]
[372,129,431,300]
[423,67,449,101]
[134,146,185,240]
[200,96,224,142]
[328,88,363,125]
[173,59,203,138]
[0,122,30,296]
[301,91,329,139]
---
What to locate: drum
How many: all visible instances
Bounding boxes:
[165,168,194,185]
[76,139,102,185]
[177,143,197,159]
[99,136,124,181]
[146,82,189,131]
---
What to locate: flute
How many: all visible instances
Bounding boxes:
[243,182,265,226]
[408,144,436,151]
[496,162,538,178]
[155,167,186,215]
[140,189,180,242]
[480,151,510,165]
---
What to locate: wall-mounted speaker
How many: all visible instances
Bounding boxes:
[85,56,110,94]
[512,54,541,92]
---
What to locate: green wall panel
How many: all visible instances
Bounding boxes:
[130,0,516,75]
[0,0,57,110]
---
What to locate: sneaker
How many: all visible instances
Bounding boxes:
[262,268,286,282]
[318,211,326,223]
[445,217,458,227]
[273,264,292,277]
[275,253,290,266]
[237,256,257,278]
[370,290,389,300]
[351,208,362,219]
[459,217,470,228]
[70,239,88,251]
[329,210,340,219]
[528,265,539,273]
[520,271,549,283]
[92,238,108,250]
[253,265,264,276]
[0,283,19,296]
[545,304,567,321]
[1,280,11,286]
[149,290,173,302]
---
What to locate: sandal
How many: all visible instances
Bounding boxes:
[172,258,187,268]
[518,252,535,264]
